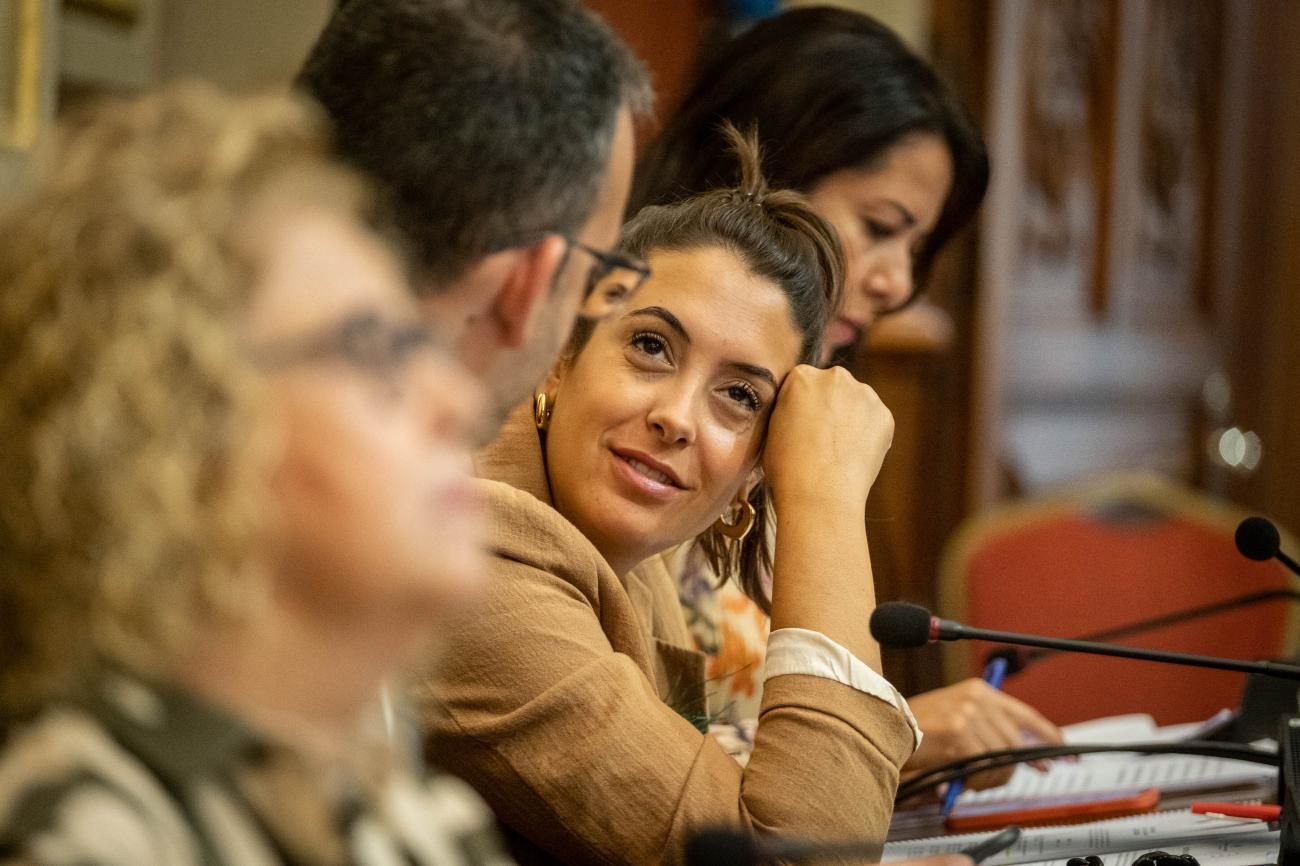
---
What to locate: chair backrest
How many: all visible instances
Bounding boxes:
[939,473,1300,725]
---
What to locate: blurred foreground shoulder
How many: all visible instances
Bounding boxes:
[0,708,198,865]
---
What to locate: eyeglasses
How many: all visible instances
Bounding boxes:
[492,231,652,309]
[561,235,651,304]
[251,311,441,379]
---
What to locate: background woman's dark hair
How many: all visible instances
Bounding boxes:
[631,6,989,300]
[564,124,843,612]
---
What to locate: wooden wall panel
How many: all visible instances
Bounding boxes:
[582,0,715,131]
[1224,1,1300,544]
[858,302,959,695]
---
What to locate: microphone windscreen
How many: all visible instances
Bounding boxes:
[1236,516,1281,562]
[685,829,759,866]
[870,602,933,649]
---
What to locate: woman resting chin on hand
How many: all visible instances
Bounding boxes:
[419,127,917,866]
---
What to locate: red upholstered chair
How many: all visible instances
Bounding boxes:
[938,473,1300,726]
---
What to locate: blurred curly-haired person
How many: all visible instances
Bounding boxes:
[0,83,508,866]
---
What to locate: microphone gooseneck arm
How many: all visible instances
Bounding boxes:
[935,617,1300,680]
[1280,548,1300,578]
[995,588,1300,671]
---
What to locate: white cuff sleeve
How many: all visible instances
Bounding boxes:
[763,627,922,750]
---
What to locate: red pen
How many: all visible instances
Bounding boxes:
[1190,802,1281,821]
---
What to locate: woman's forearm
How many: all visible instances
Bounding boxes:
[768,489,882,670]
[761,365,893,670]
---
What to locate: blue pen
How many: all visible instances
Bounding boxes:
[940,656,1010,818]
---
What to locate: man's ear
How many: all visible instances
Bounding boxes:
[489,235,569,348]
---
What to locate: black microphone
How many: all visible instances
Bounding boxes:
[1237,515,1300,577]
[684,828,880,866]
[870,601,1300,680]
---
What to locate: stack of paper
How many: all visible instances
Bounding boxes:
[888,711,1276,845]
[955,753,1274,810]
[883,809,1277,866]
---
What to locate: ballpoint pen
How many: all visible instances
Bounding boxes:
[942,655,1010,817]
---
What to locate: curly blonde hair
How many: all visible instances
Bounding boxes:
[0,83,375,712]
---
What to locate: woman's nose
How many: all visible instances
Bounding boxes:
[863,243,914,314]
[645,386,696,445]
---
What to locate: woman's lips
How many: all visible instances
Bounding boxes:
[826,317,865,349]
[608,448,685,500]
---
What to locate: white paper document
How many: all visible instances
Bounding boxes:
[1062,711,1236,746]
[883,809,1276,866]
[1016,831,1278,866]
[956,753,1275,808]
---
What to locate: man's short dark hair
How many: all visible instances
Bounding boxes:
[298,0,649,290]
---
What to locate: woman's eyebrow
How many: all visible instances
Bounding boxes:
[625,306,776,388]
[886,200,917,227]
[866,199,917,228]
[625,306,689,343]
[732,362,777,390]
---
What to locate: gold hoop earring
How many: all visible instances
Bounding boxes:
[533,393,553,430]
[714,499,756,542]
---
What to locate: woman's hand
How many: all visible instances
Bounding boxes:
[763,364,894,509]
[904,679,1064,791]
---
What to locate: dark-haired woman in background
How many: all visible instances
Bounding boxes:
[632,6,1062,788]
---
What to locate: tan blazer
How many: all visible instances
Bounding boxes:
[418,405,914,866]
